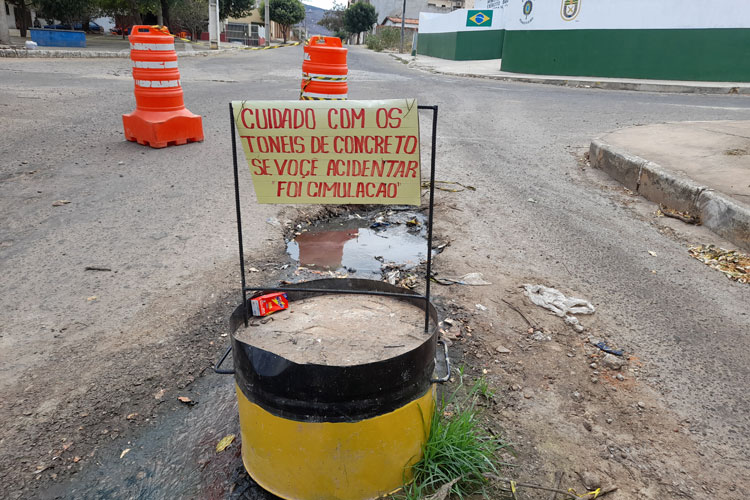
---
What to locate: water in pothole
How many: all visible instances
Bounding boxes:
[286,210,429,278]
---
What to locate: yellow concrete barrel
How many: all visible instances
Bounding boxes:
[226,279,443,500]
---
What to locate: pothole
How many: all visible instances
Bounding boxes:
[283,208,438,289]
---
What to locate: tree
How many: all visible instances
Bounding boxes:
[160,0,171,28]
[266,0,304,43]
[172,0,207,39]
[0,0,10,44]
[220,0,254,20]
[36,0,94,26]
[6,0,34,37]
[318,1,347,40]
[98,0,148,27]
[343,1,375,44]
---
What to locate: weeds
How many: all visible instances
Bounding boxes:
[397,370,512,499]
[366,27,411,52]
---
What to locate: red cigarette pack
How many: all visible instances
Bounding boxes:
[250,292,289,317]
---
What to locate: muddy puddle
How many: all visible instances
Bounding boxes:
[285,209,430,283]
[39,375,275,500]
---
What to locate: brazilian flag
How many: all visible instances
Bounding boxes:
[466,10,493,27]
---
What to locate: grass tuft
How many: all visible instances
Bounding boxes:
[397,371,512,499]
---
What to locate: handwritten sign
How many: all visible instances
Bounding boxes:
[231,99,421,205]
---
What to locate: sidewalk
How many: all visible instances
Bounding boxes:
[390,53,750,95]
[590,121,750,251]
[0,33,211,57]
[0,33,282,57]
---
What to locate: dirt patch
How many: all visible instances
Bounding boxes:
[428,283,745,499]
[0,256,285,500]
[235,294,428,365]
[724,148,748,156]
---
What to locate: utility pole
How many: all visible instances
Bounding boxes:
[0,0,10,46]
[264,1,270,46]
[400,0,406,54]
[209,0,220,49]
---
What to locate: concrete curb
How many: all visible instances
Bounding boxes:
[390,54,750,95]
[590,139,750,251]
[455,74,750,95]
[0,48,218,58]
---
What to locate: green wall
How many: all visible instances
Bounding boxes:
[418,30,504,61]
[502,28,750,82]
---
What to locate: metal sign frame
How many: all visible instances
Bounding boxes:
[229,102,439,333]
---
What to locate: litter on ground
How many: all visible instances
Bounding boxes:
[688,245,749,284]
[523,284,595,332]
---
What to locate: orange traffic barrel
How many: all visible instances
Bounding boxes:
[301,36,348,100]
[122,25,203,148]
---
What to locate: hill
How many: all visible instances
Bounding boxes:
[300,4,334,37]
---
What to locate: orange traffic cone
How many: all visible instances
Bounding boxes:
[122,26,203,148]
[301,36,348,100]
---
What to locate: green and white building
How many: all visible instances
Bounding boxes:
[418,0,750,82]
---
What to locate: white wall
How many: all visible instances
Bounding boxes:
[503,0,750,31]
[419,8,504,34]
[370,0,448,22]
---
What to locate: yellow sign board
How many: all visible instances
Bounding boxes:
[231,99,421,205]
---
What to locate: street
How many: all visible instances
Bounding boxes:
[1,45,749,498]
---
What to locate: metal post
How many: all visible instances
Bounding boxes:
[209,0,220,49]
[422,105,437,332]
[400,0,406,54]
[231,103,438,331]
[229,104,249,325]
[264,1,270,47]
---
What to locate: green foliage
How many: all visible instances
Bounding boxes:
[365,27,409,52]
[471,375,495,400]
[364,32,383,51]
[97,0,158,24]
[262,0,305,42]
[36,0,94,25]
[172,0,208,37]
[220,0,255,20]
[343,1,376,37]
[318,2,347,39]
[397,372,511,499]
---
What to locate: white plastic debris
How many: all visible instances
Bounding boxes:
[523,284,594,332]
[25,41,38,50]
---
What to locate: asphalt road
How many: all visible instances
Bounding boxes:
[1,46,749,497]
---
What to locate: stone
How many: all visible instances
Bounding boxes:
[616,373,625,381]
[579,471,602,490]
[531,331,550,341]
[602,353,626,371]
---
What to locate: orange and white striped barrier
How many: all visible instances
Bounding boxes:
[122,25,203,148]
[300,36,348,100]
